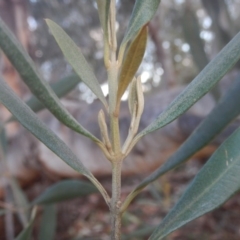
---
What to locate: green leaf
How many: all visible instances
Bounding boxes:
[10,178,30,227]
[117,26,148,105]
[149,126,240,239]
[38,205,57,240]
[133,73,240,194]
[46,19,107,109]
[7,75,81,123]
[120,0,161,49]
[33,180,97,205]
[97,0,110,41]
[138,30,240,138]
[0,127,7,157]
[0,209,6,216]
[15,208,37,240]
[0,17,97,141]
[121,74,240,213]
[0,77,93,179]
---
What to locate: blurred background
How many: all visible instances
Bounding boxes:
[1,0,240,239]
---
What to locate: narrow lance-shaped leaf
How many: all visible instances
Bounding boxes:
[0,77,92,179]
[0,127,7,157]
[119,0,161,61]
[0,17,97,141]
[138,74,240,189]
[46,19,107,109]
[22,74,81,115]
[117,26,147,106]
[149,126,240,239]
[32,180,97,205]
[0,77,110,204]
[97,0,110,41]
[121,73,240,212]
[7,74,81,123]
[15,207,37,240]
[38,205,57,240]
[137,30,240,139]
[10,178,30,228]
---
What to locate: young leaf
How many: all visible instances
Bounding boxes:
[149,126,240,239]
[119,0,161,60]
[32,180,97,205]
[38,205,57,240]
[137,30,240,139]
[117,26,147,105]
[121,74,240,212]
[97,0,110,40]
[46,19,107,109]
[0,17,97,141]
[0,77,93,179]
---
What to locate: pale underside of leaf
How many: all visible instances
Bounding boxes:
[117,26,147,105]
[0,17,98,141]
[46,19,107,108]
[138,30,240,138]
[150,126,240,239]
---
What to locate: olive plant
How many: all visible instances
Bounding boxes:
[1,0,240,239]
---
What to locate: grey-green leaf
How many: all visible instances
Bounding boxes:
[0,17,97,141]
[38,205,57,240]
[24,75,79,116]
[10,178,30,227]
[135,73,240,192]
[0,77,93,179]
[138,31,240,138]
[97,0,110,40]
[15,208,36,240]
[33,180,97,205]
[46,19,107,108]
[149,126,240,239]
[120,0,161,52]
[7,74,81,123]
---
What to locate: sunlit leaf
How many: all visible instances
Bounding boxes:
[137,31,240,138]
[117,26,147,105]
[120,0,161,54]
[33,180,97,205]
[38,205,57,240]
[46,19,107,108]
[0,77,93,179]
[149,126,240,239]
[0,17,97,141]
